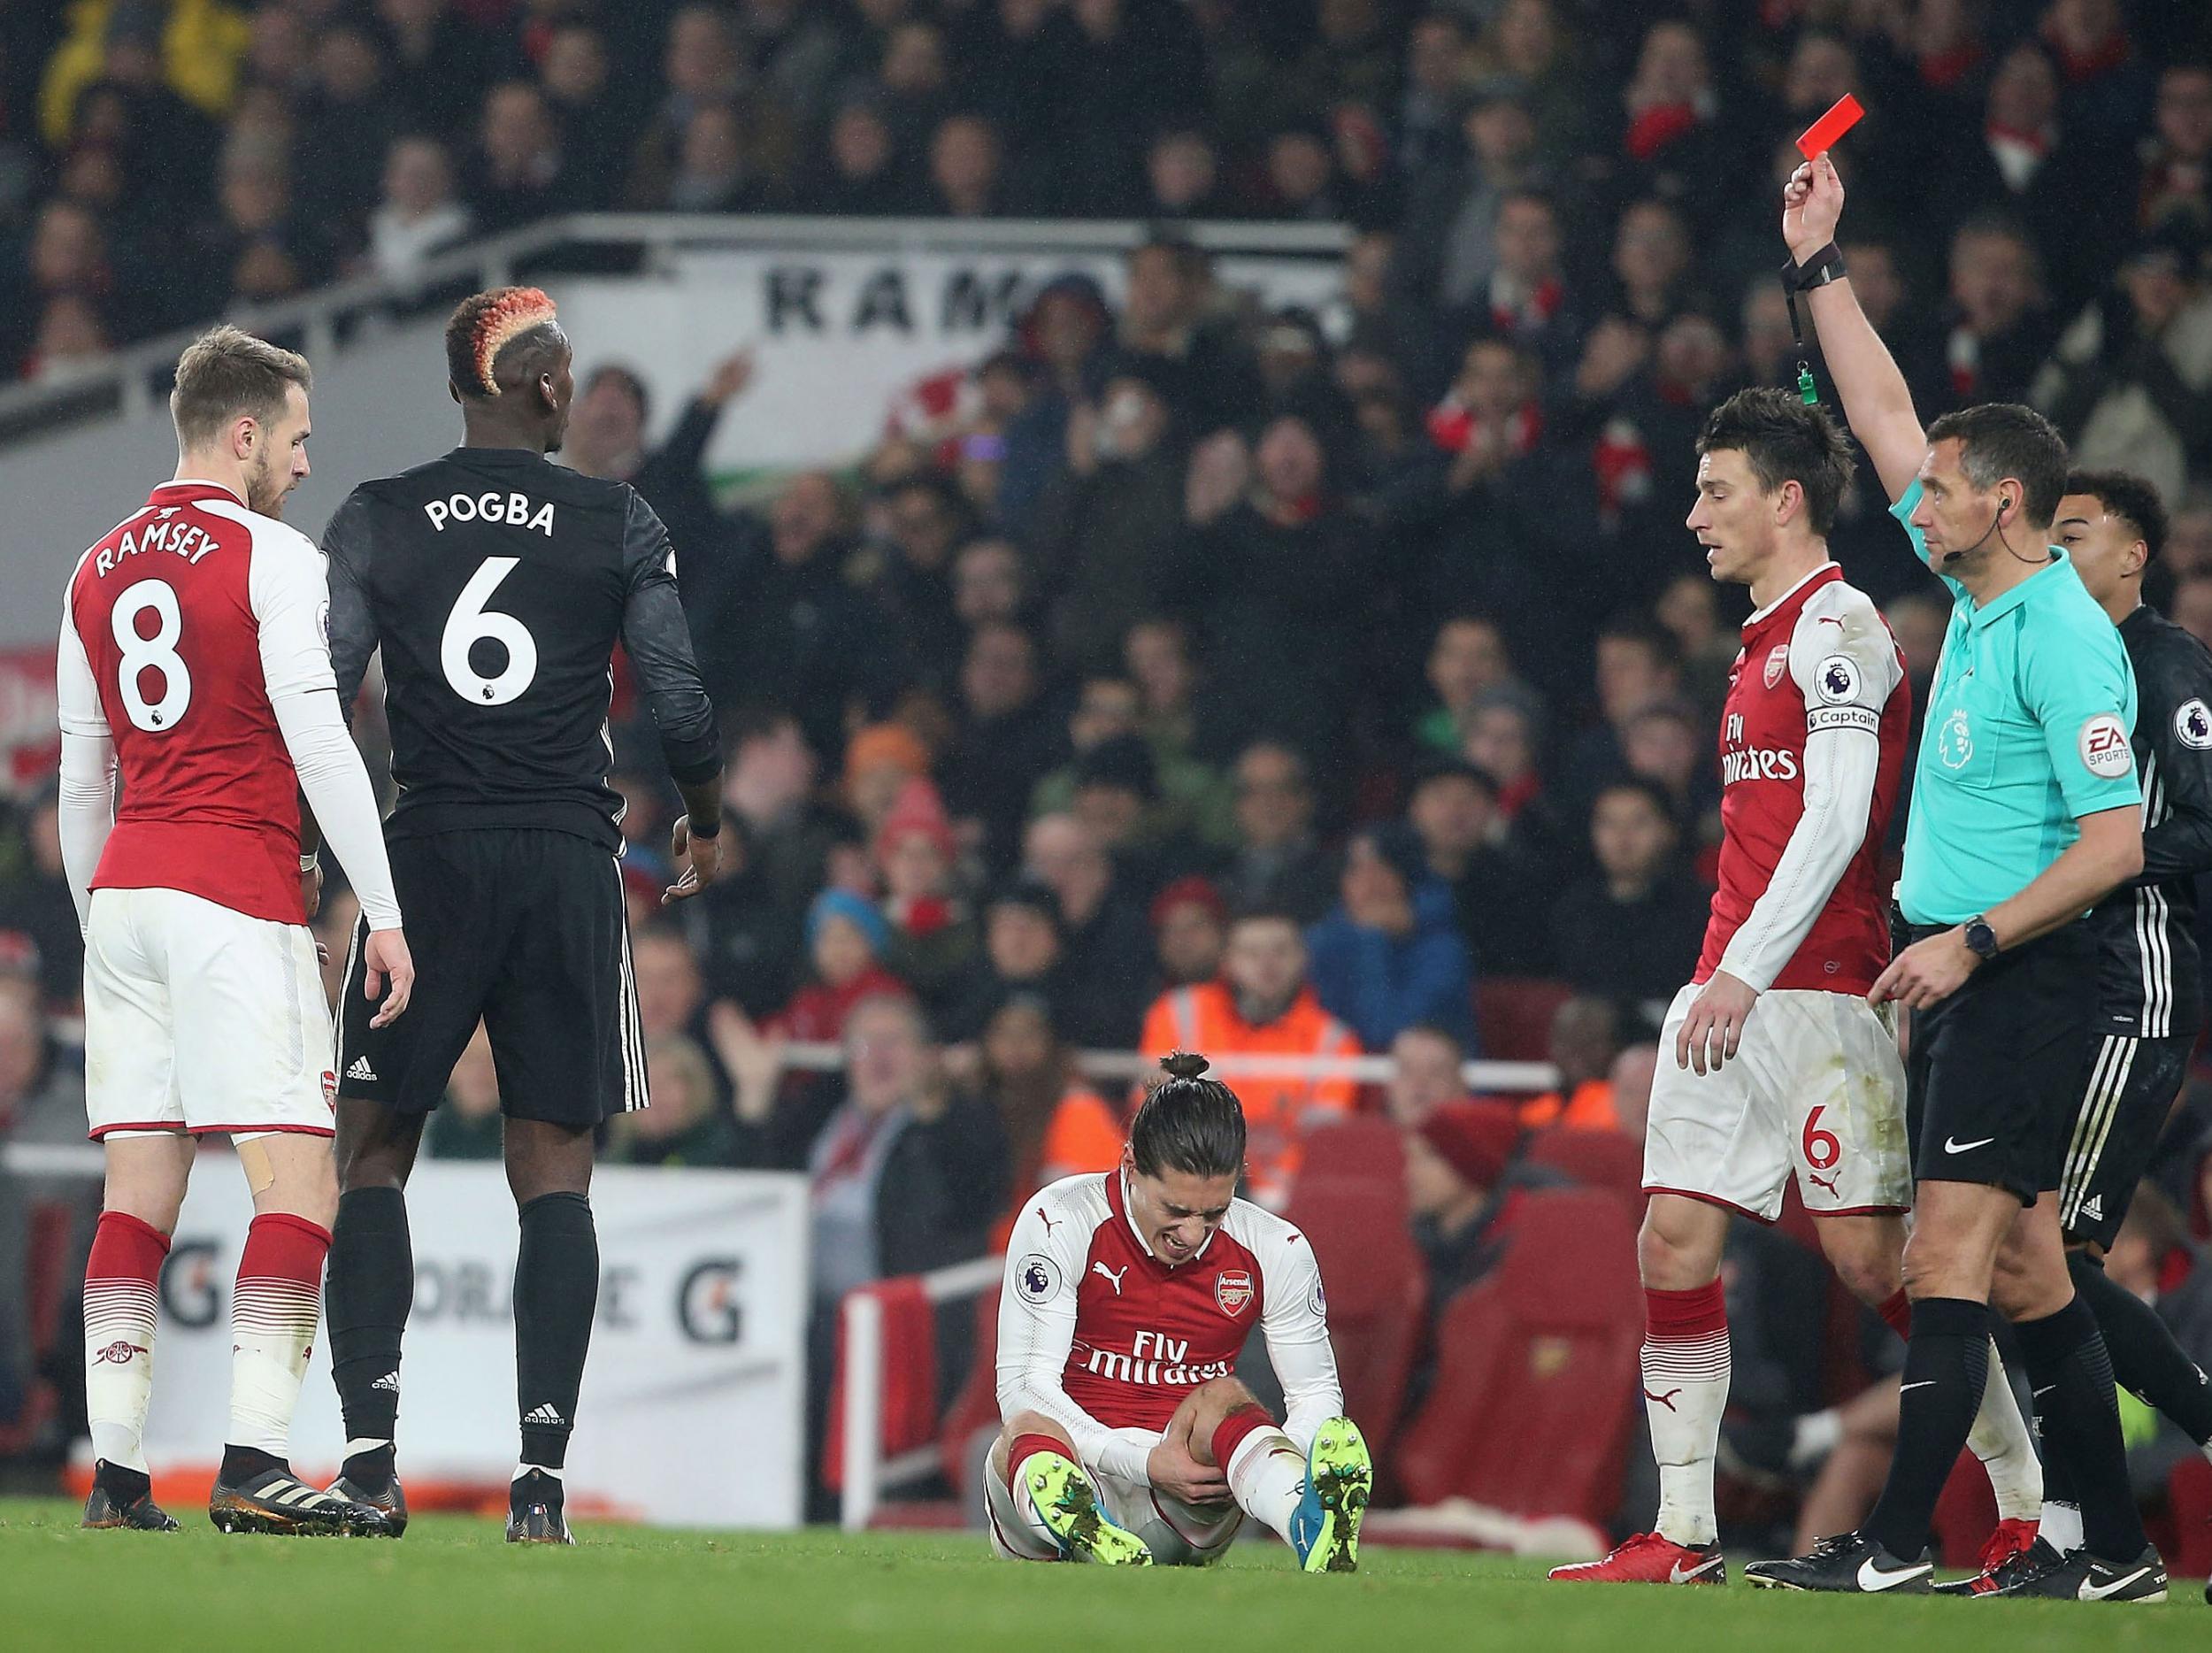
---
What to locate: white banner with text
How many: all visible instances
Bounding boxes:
[549,244,1341,479]
[142,1163,810,1528]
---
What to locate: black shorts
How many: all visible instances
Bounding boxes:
[335,828,645,1126]
[2056,1027,2194,1249]
[1905,919,2097,1204]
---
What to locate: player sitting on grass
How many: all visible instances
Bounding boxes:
[987,1050,1370,1570]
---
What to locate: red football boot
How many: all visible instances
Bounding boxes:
[1930,1517,2040,1595]
[1549,1532,1727,1584]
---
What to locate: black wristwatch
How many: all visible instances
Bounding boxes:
[1962,916,2000,960]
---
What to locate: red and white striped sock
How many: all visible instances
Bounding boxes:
[83,1211,170,1474]
[1642,1280,1730,1548]
[227,1212,331,1456]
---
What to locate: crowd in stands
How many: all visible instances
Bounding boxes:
[7,0,2212,1531]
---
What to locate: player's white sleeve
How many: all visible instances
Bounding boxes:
[994,1199,1151,1483]
[55,600,114,935]
[1717,594,1900,992]
[1252,1222,1344,1450]
[250,535,403,932]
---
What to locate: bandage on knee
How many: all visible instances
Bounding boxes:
[234,1134,277,1195]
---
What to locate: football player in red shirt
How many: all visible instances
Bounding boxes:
[1553,389,2038,1585]
[57,327,412,1536]
[987,1052,1370,1570]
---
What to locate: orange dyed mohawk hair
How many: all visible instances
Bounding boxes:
[444,286,560,398]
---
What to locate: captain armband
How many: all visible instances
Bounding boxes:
[1807,705,1881,736]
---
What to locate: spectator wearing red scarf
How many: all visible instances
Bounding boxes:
[775,889,911,1045]
[875,777,976,1014]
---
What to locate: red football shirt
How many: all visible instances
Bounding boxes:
[59,481,335,925]
[995,1172,1342,1482]
[1697,564,1909,996]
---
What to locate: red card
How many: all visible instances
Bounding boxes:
[1796,94,1863,159]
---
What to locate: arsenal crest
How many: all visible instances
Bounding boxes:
[1216,1268,1254,1317]
[1763,643,1790,689]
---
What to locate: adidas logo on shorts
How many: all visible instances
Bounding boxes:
[2080,1194,2105,1222]
[346,1056,377,1081]
[523,1403,565,1427]
[372,1371,400,1394]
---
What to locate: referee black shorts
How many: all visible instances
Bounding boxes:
[2056,1024,2195,1250]
[334,827,646,1128]
[1904,919,2097,1204]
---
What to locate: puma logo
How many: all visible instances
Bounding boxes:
[1092,1262,1129,1295]
[1809,1170,1840,1197]
[1644,1388,1683,1411]
[1037,1209,1061,1235]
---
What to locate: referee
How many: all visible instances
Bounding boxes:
[1745,156,2162,1602]
[1942,470,2212,1595]
[317,288,725,1544]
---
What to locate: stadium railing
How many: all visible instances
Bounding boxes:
[0,212,1350,442]
[1,1043,1555,1183]
[832,1049,1559,1533]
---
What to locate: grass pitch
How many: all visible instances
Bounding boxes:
[0,1497,2201,1651]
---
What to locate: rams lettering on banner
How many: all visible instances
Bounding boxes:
[549,246,1340,474]
[764,265,1032,337]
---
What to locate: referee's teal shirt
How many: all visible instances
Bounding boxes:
[1893,479,2139,926]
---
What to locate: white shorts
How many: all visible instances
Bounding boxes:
[1643,983,1911,1222]
[82,886,335,1140]
[983,1427,1245,1566]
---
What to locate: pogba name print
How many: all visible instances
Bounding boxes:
[423,490,557,536]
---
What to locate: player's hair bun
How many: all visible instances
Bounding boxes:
[1159,1050,1211,1082]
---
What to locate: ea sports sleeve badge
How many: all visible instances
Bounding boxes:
[2079,712,2133,780]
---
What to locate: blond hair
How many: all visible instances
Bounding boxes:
[170,325,311,450]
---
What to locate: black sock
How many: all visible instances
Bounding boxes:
[2015,1294,2147,1563]
[1866,1296,1989,1561]
[342,1443,395,1490]
[219,1444,283,1484]
[513,1467,564,1508]
[326,1186,412,1465]
[95,1460,150,1503]
[2071,1249,2212,1444]
[515,1191,597,1472]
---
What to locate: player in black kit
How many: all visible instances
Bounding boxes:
[1942,470,2212,1599]
[317,288,724,1543]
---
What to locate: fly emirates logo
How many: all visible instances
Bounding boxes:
[1722,746,1800,785]
[1079,1329,1236,1388]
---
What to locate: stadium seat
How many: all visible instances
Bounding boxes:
[1929,1450,1997,1571]
[2169,1454,2212,1580]
[819,1276,939,1494]
[1473,978,1575,1064]
[0,1200,76,1457]
[938,1288,1002,1493]
[1391,1189,1641,1524]
[1282,1173,1427,1466]
[1294,1115,1406,1188]
[1523,1126,1642,1205]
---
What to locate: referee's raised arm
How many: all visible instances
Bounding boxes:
[1782,153,1924,504]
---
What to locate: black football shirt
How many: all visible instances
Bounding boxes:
[323,446,720,852]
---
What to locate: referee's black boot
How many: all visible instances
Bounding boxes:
[1989,1542,2167,1603]
[1742,1530,1932,1593]
[506,1469,575,1546]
